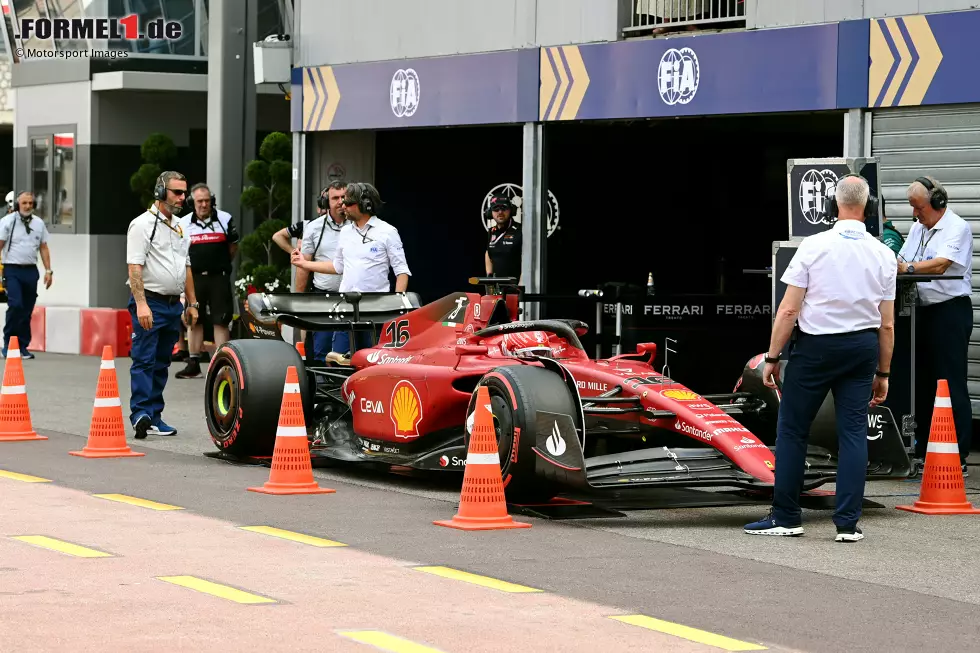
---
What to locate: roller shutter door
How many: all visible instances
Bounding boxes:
[871,104,980,417]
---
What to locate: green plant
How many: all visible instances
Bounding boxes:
[129,133,178,208]
[240,132,292,223]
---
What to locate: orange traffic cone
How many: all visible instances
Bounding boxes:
[434,385,531,531]
[70,346,145,459]
[296,341,306,357]
[0,336,45,442]
[897,380,980,515]
[248,366,335,495]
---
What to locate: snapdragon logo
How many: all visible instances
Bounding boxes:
[675,420,712,442]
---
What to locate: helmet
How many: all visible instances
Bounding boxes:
[5,191,13,213]
[500,331,552,359]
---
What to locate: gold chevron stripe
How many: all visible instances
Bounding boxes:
[559,46,590,120]
[900,15,943,106]
[882,18,911,108]
[539,48,557,121]
[319,66,341,130]
[549,47,569,121]
[302,68,319,131]
[868,19,893,106]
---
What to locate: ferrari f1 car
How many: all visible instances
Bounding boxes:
[205,278,911,503]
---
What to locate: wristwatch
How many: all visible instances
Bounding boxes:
[187,302,199,309]
[44,269,52,274]
[907,264,916,274]
[875,370,890,378]
[764,354,780,364]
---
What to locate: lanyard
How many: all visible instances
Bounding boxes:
[914,228,938,261]
[149,206,183,238]
[489,222,511,247]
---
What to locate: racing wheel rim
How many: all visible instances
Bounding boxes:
[466,384,516,478]
[208,362,239,441]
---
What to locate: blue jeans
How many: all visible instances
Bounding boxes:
[772,329,878,530]
[312,330,335,362]
[3,265,39,352]
[128,294,183,425]
[332,329,374,355]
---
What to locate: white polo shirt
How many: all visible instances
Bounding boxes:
[0,213,48,265]
[301,215,345,292]
[781,220,897,335]
[333,216,411,292]
[897,208,974,306]
[126,207,191,297]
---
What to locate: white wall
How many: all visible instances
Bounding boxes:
[34,232,90,307]
[295,0,623,67]
[92,90,207,147]
[12,81,92,147]
[750,0,980,29]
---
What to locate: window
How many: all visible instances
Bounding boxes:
[27,126,75,233]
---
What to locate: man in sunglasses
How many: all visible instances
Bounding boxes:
[126,171,199,440]
[291,182,411,364]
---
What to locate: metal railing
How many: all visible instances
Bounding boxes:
[625,0,746,35]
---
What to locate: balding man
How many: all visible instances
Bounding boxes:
[0,191,52,359]
[898,176,974,475]
[745,175,896,543]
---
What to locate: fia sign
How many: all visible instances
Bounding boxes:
[787,158,881,239]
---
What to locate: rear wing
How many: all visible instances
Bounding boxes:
[246,291,421,332]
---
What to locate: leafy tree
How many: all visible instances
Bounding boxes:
[129,133,178,208]
[240,131,292,223]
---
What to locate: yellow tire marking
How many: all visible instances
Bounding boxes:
[0,469,51,483]
[156,576,277,604]
[239,525,347,547]
[610,615,767,651]
[337,630,446,653]
[413,566,542,593]
[93,493,184,511]
[11,535,112,558]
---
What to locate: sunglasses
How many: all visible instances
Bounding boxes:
[168,188,187,196]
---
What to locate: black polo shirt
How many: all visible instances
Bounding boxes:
[487,219,522,279]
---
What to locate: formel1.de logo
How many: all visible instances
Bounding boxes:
[17,14,182,41]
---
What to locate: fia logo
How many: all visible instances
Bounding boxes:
[799,169,839,226]
[658,47,699,106]
[481,183,560,238]
[390,68,420,118]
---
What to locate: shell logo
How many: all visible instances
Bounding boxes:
[391,380,423,439]
[660,389,702,401]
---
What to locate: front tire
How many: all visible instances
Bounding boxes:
[205,339,311,457]
[464,365,576,503]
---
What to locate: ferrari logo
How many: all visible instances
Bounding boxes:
[660,389,701,401]
[765,460,774,470]
[391,380,423,438]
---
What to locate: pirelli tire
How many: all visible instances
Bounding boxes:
[463,365,571,504]
[204,339,312,458]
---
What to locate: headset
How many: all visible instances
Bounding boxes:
[484,194,517,223]
[826,173,879,222]
[914,176,948,210]
[316,186,330,211]
[348,182,380,215]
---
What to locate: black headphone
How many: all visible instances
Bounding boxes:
[484,195,517,223]
[184,183,216,216]
[350,182,377,214]
[316,186,330,210]
[826,174,879,222]
[914,176,948,210]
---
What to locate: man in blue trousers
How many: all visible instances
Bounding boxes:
[745,175,896,543]
[126,171,198,439]
[0,191,53,359]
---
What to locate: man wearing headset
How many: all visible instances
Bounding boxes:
[0,191,53,359]
[272,187,329,291]
[126,171,198,439]
[174,183,239,379]
[299,180,347,362]
[746,175,896,542]
[291,182,411,364]
[484,193,522,283]
[898,176,974,474]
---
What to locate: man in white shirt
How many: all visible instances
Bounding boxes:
[291,182,411,364]
[898,176,974,472]
[745,175,896,543]
[0,191,53,359]
[299,181,347,362]
[126,171,199,440]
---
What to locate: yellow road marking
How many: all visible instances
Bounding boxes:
[413,566,541,593]
[610,615,767,651]
[156,576,277,604]
[93,494,184,511]
[0,469,51,483]
[239,525,346,547]
[337,630,446,653]
[11,535,112,558]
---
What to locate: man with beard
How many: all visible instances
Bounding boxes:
[484,193,522,284]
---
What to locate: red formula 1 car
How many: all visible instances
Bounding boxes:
[205,278,911,503]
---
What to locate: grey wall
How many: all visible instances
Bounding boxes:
[308,130,376,212]
[750,0,980,29]
[294,0,627,67]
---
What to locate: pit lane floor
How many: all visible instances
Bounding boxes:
[3,352,980,652]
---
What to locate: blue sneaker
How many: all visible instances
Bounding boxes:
[133,414,151,440]
[744,509,804,536]
[148,418,177,437]
[20,350,34,360]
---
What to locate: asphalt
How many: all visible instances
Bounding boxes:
[3,352,980,652]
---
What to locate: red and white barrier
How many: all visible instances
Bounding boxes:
[0,306,133,356]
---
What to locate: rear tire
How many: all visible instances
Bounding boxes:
[464,365,575,504]
[204,339,312,458]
